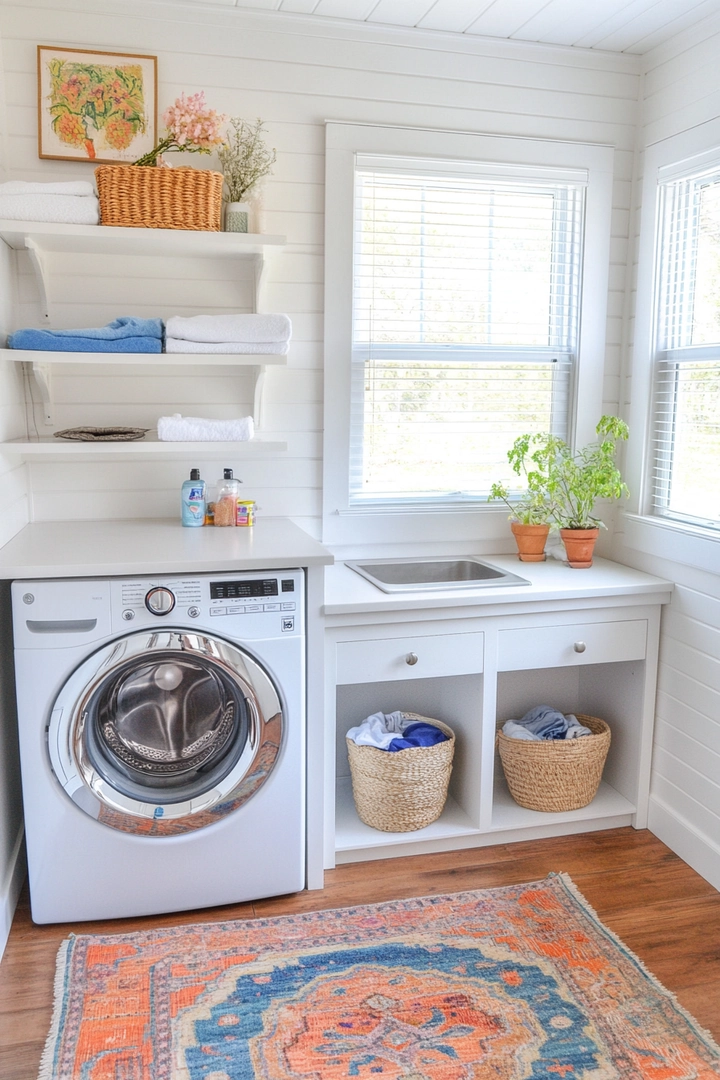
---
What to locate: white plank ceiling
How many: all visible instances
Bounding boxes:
[174,0,720,54]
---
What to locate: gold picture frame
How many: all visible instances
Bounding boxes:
[37,45,157,164]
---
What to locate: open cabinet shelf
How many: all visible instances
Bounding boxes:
[335,775,479,861]
[0,219,289,452]
[323,592,668,871]
[490,776,635,832]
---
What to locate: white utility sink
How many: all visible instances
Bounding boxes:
[345,556,530,593]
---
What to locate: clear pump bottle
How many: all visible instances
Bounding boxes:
[213,468,240,526]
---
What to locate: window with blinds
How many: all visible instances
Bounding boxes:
[651,166,720,530]
[350,159,585,505]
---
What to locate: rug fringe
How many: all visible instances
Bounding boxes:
[37,935,73,1080]
[553,871,720,1058]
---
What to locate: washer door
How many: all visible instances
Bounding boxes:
[48,630,284,836]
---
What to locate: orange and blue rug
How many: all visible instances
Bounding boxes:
[41,873,720,1079]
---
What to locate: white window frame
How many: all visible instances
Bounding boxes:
[626,117,720,574]
[323,122,614,549]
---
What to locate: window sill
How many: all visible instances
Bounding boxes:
[621,512,720,577]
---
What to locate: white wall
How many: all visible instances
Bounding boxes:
[0,0,640,542]
[613,10,720,892]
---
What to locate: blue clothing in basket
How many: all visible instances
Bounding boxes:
[502,705,592,741]
[386,722,449,752]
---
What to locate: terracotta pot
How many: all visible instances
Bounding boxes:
[560,527,599,568]
[510,521,550,562]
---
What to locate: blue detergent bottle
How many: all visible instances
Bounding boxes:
[181,468,206,527]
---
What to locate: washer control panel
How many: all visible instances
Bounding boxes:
[110,570,304,637]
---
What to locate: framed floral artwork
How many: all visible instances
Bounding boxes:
[37,45,157,164]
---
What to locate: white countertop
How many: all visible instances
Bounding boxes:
[324,554,673,616]
[0,518,333,580]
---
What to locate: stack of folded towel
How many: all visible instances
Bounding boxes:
[0,181,100,225]
[8,317,163,353]
[165,314,292,355]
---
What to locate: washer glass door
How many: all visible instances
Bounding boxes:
[49,630,283,835]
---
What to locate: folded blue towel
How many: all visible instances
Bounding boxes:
[8,333,161,353]
[386,722,449,752]
[8,317,163,352]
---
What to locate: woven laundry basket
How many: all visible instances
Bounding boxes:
[346,713,455,833]
[95,165,224,230]
[497,714,610,813]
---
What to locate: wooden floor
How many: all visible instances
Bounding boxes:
[1,826,719,1078]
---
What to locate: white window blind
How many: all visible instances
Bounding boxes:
[351,160,585,504]
[651,167,720,530]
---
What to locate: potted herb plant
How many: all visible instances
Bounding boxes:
[543,414,629,567]
[217,117,277,232]
[489,433,557,562]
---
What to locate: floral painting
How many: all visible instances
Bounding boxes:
[37,46,157,163]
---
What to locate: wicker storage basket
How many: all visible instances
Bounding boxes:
[497,714,610,813]
[346,713,455,833]
[95,165,224,230]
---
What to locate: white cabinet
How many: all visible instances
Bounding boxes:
[321,573,669,874]
[0,221,287,457]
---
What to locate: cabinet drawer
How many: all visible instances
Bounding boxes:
[497,619,646,671]
[336,631,484,685]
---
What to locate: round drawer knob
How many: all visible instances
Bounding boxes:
[405,652,419,666]
[573,641,587,653]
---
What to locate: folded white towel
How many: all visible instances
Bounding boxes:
[0,180,95,197]
[165,338,289,355]
[157,414,255,442]
[165,314,292,344]
[0,194,100,225]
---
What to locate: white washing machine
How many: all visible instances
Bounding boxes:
[11,569,305,924]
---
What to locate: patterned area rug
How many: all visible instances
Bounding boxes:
[41,873,720,1079]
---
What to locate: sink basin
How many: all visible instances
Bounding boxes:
[345,557,530,593]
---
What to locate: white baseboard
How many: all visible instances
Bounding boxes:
[648,796,720,893]
[0,826,25,962]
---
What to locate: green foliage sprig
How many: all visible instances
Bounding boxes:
[488,430,558,524]
[488,482,553,525]
[543,414,629,529]
[217,118,276,202]
[489,415,629,530]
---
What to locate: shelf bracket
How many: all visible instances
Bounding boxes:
[29,360,53,426]
[253,249,277,313]
[253,365,268,431]
[24,238,52,323]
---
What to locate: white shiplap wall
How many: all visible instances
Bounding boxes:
[0,0,640,542]
[613,11,720,891]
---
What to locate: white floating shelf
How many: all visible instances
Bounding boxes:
[0,220,285,258]
[2,348,288,367]
[0,220,286,320]
[1,433,287,459]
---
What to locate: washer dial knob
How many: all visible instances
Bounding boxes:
[145,587,176,616]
